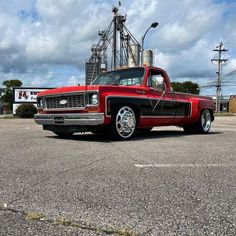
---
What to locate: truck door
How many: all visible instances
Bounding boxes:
[145,68,175,126]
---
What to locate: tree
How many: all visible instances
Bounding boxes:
[171,81,200,95]
[0,88,3,97]
[0,80,22,107]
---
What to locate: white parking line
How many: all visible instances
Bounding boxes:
[135,163,236,168]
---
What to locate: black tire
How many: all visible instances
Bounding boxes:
[110,106,137,140]
[183,109,212,134]
[53,131,74,137]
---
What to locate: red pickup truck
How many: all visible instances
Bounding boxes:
[34,66,215,139]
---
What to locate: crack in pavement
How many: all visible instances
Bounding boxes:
[0,205,140,236]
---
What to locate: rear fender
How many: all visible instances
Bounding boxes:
[195,100,214,121]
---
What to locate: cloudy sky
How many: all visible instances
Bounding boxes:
[0,0,236,95]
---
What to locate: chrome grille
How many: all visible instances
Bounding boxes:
[43,93,85,109]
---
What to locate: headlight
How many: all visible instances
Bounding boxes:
[90,94,98,105]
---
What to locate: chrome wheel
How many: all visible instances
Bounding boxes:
[115,106,136,139]
[201,109,211,133]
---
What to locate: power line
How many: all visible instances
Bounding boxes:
[156,42,236,51]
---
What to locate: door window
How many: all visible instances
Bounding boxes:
[147,70,165,91]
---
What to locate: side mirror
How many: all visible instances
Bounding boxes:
[154,77,165,91]
[148,75,166,92]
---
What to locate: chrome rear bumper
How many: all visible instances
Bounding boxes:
[34,113,104,126]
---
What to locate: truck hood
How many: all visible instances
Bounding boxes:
[37,85,146,97]
[38,85,100,97]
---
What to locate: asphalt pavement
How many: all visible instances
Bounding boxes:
[0,116,236,235]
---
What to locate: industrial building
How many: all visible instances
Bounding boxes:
[85,6,145,85]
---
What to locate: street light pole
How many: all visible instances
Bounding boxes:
[141,22,158,65]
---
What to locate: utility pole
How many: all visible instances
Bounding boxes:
[211,42,228,113]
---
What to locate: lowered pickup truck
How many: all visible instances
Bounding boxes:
[34,66,215,139]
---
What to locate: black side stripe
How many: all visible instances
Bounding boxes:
[106,96,191,117]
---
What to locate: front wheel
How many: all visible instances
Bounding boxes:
[111,106,137,140]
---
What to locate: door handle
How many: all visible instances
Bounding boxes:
[136,90,145,94]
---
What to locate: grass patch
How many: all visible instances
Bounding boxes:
[26,211,44,221]
[1,206,140,235]
[53,218,138,235]
[54,218,74,226]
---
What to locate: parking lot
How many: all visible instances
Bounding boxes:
[0,116,236,235]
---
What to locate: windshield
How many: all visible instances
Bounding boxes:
[92,68,145,86]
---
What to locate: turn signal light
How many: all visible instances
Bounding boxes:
[37,109,45,114]
[87,107,98,113]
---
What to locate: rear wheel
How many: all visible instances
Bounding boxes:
[198,109,212,133]
[183,109,212,134]
[111,106,136,140]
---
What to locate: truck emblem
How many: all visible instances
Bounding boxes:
[59,99,67,105]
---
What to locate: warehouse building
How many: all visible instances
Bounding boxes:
[229,95,236,113]
[211,95,236,113]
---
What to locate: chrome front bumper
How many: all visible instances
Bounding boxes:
[34,113,104,126]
